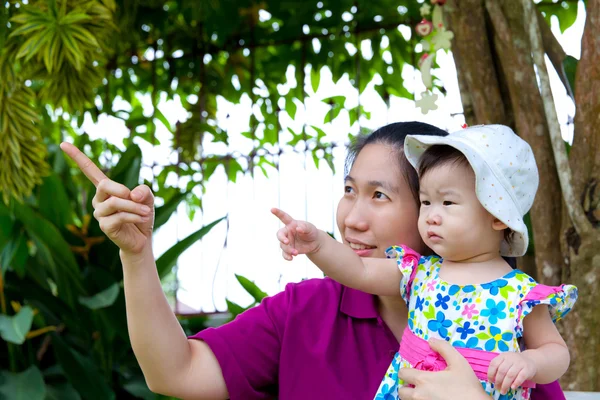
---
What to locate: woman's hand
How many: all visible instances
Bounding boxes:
[60,142,154,255]
[271,208,321,260]
[398,338,490,400]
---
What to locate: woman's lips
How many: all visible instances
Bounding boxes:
[346,240,376,257]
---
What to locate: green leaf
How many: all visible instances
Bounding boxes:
[476,332,490,340]
[235,274,268,303]
[226,299,248,318]
[311,65,320,93]
[0,306,34,344]
[324,105,343,124]
[563,55,577,97]
[0,231,29,277]
[155,217,226,279]
[78,283,120,310]
[38,173,72,229]
[110,144,142,190]
[286,97,298,120]
[0,366,46,400]
[122,378,156,400]
[45,382,82,400]
[226,159,244,183]
[154,108,173,134]
[154,191,189,230]
[13,202,83,309]
[51,334,115,400]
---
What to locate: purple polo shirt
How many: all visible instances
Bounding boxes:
[190,278,565,399]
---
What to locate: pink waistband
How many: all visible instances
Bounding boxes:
[399,327,536,389]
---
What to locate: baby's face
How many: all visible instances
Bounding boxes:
[418,163,502,261]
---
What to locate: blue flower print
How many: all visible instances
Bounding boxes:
[427,311,452,338]
[408,310,415,330]
[374,383,397,400]
[434,293,450,310]
[484,326,513,352]
[415,295,425,312]
[456,321,476,340]
[480,299,507,324]
[481,279,508,295]
[453,337,481,350]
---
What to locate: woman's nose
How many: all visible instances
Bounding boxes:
[344,203,369,231]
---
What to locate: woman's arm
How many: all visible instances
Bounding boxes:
[61,143,229,399]
[272,208,402,296]
[398,338,491,400]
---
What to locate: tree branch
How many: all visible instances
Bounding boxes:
[521,0,592,236]
[535,8,574,99]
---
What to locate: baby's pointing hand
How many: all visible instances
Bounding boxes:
[271,208,320,260]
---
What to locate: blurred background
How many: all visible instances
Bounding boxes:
[0,0,598,398]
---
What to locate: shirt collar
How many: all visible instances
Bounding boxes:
[340,285,379,319]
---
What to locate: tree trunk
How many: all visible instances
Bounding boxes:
[447,0,600,390]
[559,0,600,390]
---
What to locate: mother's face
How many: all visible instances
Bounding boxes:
[336,143,425,259]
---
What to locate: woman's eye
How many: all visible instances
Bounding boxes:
[344,186,354,194]
[374,191,389,200]
[443,201,454,206]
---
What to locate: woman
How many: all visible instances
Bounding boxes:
[61,122,565,399]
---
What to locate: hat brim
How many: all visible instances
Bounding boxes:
[405,134,528,257]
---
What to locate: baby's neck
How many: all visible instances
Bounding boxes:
[437,256,513,286]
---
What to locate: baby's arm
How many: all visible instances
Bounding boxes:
[272,208,401,296]
[488,305,569,394]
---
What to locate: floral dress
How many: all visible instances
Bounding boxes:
[374,246,577,400]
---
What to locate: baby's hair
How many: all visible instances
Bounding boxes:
[418,145,514,246]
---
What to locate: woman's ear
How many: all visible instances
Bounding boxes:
[492,218,508,231]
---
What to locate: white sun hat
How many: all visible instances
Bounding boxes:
[404,124,539,257]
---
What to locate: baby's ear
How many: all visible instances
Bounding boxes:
[492,218,508,231]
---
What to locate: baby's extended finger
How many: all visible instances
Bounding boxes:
[94,197,151,219]
[281,250,294,261]
[94,179,132,205]
[60,142,108,187]
[493,359,509,389]
[271,207,295,226]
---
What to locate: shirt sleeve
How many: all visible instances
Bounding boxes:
[385,245,421,307]
[530,380,565,400]
[189,286,291,400]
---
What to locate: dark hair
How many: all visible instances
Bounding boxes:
[417,145,469,179]
[345,122,448,207]
[418,144,516,263]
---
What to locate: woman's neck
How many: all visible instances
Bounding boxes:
[376,295,408,343]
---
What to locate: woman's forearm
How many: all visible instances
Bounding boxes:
[120,245,193,392]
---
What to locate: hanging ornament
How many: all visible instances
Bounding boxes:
[413,1,453,115]
[416,19,433,36]
[416,92,439,114]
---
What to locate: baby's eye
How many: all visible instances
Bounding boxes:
[374,191,389,200]
[421,200,430,206]
[443,201,454,206]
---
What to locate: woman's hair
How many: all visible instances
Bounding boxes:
[345,122,448,207]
